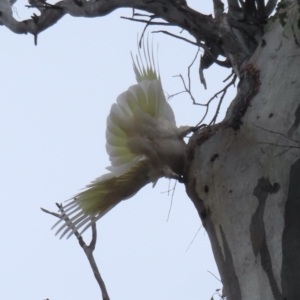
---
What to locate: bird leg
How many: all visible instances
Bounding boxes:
[178,125,195,138]
[162,165,185,183]
[178,124,207,138]
[192,124,207,132]
[177,175,185,183]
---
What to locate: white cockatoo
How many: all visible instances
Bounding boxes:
[54,43,193,238]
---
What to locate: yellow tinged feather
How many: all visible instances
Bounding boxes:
[68,160,151,221]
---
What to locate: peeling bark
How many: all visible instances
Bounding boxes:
[186,3,300,299]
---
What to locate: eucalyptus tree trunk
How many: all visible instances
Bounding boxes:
[185,4,300,299]
[1,0,300,299]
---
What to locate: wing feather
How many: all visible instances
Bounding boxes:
[53,161,151,238]
[106,74,176,177]
[52,41,182,239]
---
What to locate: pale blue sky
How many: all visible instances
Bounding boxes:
[1,1,235,299]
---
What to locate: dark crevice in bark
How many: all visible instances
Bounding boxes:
[185,179,242,300]
[281,158,300,300]
[185,178,207,223]
[251,177,281,300]
[287,102,300,136]
[260,237,282,300]
[185,125,219,164]
[210,153,219,162]
[224,64,261,130]
[219,226,242,300]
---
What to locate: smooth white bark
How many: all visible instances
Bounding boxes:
[186,3,300,299]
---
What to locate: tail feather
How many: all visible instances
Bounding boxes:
[53,160,151,238]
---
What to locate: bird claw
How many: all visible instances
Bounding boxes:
[177,175,185,183]
[191,124,207,132]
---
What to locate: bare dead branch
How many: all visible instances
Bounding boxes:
[166,180,177,222]
[121,16,173,26]
[208,74,237,125]
[41,205,110,300]
[26,0,61,10]
[193,73,237,126]
[167,48,203,106]
[41,207,61,218]
[223,70,235,82]
[84,239,110,300]
[152,30,199,46]
[89,223,97,251]
[153,30,231,69]
[139,16,154,46]
[208,90,227,125]
[227,0,241,11]
[122,8,176,41]
[0,0,217,45]
[207,270,221,282]
[186,225,202,252]
[167,48,235,126]
[199,63,207,89]
[213,0,224,18]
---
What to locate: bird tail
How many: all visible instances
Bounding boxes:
[52,160,151,239]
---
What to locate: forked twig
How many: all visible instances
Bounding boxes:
[121,10,175,46]
[223,70,235,83]
[207,270,221,282]
[152,30,230,68]
[41,204,110,300]
[167,48,202,106]
[193,73,236,126]
[207,74,237,126]
[160,180,177,222]
[168,47,236,127]
[185,225,202,252]
[167,180,177,222]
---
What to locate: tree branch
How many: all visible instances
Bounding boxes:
[167,48,203,106]
[0,0,218,43]
[213,0,224,18]
[0,0,266,73]
[167,49,236,126]
[153,30,230,68]
[208,73,237,126]
[227,0,241,11]
[121,16,173,26]
[41,205,110,300]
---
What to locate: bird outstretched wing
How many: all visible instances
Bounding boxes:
[106,78,176,176]
[53,41,183,238]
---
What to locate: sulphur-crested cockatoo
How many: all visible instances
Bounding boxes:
[54,44,193,238]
